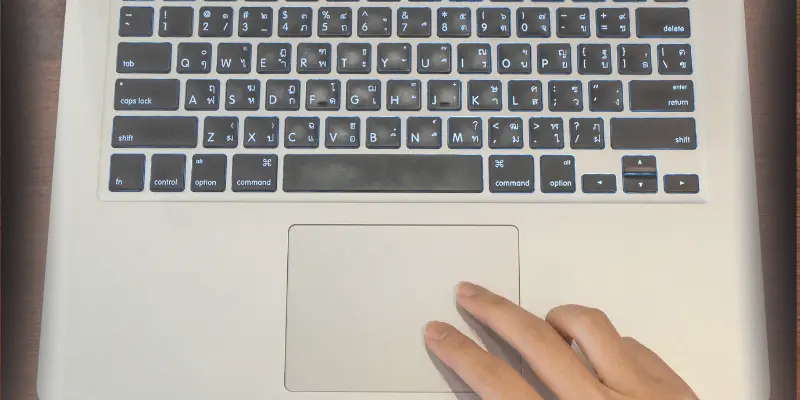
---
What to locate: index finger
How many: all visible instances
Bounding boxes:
[424,321,543,400]
[454,282,607,399]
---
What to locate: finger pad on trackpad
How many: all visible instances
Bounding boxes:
[285,225,521,393]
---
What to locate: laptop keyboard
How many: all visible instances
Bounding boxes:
[107,0,701,200]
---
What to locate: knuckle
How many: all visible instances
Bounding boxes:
[475,361,507,388]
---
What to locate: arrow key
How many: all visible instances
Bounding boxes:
[581,174,617,194]
[664,174,699,194]
[622,155,657,175]
[623,176,658,194]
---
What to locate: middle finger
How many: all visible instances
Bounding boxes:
[454,282,607,400]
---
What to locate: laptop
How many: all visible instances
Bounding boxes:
[38,0,770,399]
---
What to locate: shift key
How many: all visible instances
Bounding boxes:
[114,79,180,110]
[630,81,694,112]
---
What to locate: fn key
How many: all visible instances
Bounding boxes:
[109,154,146,192]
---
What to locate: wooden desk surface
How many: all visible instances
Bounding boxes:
[1,0,797,398]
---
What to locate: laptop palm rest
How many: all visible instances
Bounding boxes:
[285,225,521,393]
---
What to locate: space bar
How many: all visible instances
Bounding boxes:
[283,154,484,193]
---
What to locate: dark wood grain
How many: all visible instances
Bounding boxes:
[0,1,795,399]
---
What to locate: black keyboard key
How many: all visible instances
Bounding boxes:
[297,43,332,73]
[508,80,543,111]
[596,8,630,38]
[112,116,198,148]
[556,7,590,38]
[279,7,313,37]
[216,43,252,74]
[589,80,623,112]
[458,44,492,74]
[622,155,657,175]
[636,8,690,38]
[378,43,412,74]
[203,117,239,148]
[283,154,483,193]
[418,43,451,74]
[629,80,694,112]
[177,43,213,74]
[540,155,575,193]
[232,155,278,192]
[199,6,234,37]
[114,79,180,111]
[325,117,361,148]
[529,117,564,149]
[488,155,534,193]
[664,174,699,194]
[120,6,154,37]
[117,43,172,74]
[549,81,583,112]
[658,44,693,75]
[159,7,194,37]
[478,8,511,38]
[239,7,273,37]
[150,154,186,192]
[488,117,524,149]
[285,117,320,148]
[538,43,571,74]
[611,118,696,150]
[318,7,352,37]
[398,7,431,37]
[366,117,401,149]
[306,79,341,111]
[438,7,471,38]
[582,174,617,194]
[266,79,301,110]
[618,44,651,75]
[387,80,422,111]
[244,117,280,148]
[569,118,604,149]
[516,8,551,38]
[448,117,483,149]
[346,80,381,111]
[185,79,220,111]
[109,154,146,192]
[407,117,443,149]
[497,44,531,74]
[358,7,392,37]
[191,155,227,192]
[225,79,260,111]
[257,43,292,73]
[468,80,502,111]
[578,44,612,75]
[623,176,657,193]
[428,80,461,111]
[337,43,372,73]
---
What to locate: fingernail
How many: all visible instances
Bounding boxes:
[457,281,484,297]
[425,321,451,341]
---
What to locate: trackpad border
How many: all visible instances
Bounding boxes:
[284,224,522,393]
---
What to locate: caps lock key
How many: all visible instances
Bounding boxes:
[114,79,180,111]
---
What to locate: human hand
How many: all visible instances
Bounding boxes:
[424,282,698,400]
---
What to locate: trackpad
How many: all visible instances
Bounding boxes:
[285,225,521,393]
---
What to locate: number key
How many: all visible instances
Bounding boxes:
[318,7,352,37]
[438,8,471,38]
[199,7,234,37]
[516,7,550,38]
[279,7,313,37]
[398,7,431,37]
[358,7,392,37]
[159,7,194,37]
[239,7,273,37]
[478,8,511,38]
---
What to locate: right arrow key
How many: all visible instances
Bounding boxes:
[664,174,700,194]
